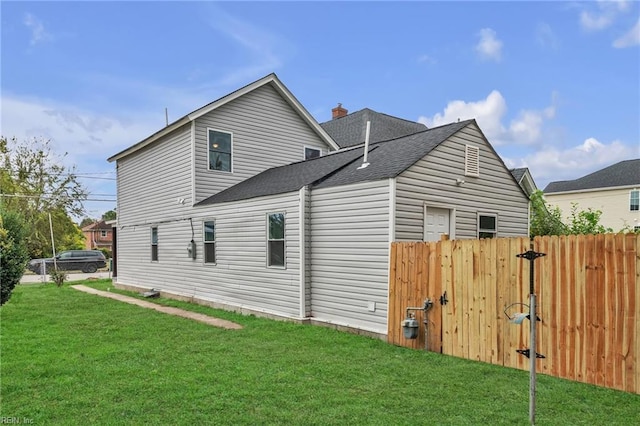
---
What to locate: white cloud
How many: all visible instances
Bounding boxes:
[580,10,614,31]
[579,0,634,33]
[418,90,557,146]
[613,18,640,48]
[23,13,52,45]
[475,28,503,62]
[509,137,638,187]
[0,95,158,168]
[536,22,559,50]
[417,54,436,65]
[203,5,291,88]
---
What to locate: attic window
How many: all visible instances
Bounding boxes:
[304,147,321,160]
[465,145,480,177]
[208,129,232,172]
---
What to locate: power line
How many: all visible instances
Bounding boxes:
[0,194,116,202]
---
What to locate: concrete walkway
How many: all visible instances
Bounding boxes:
[71,285,243,330]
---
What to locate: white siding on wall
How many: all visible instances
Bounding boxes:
[310,180,390,334]
[117,192,303,318]
[193,84,330,203]
[395,123,529,241]
[117,125,192,225]
[545,187,640,232]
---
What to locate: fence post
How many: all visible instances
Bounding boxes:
[516,242,546,425]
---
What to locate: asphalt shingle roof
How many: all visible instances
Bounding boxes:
[195,147,368,206]
[196,120,473,205]
[544,159,640,193]
[320,108,427,148]
[510,168,526,183]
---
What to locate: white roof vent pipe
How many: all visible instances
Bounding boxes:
[357,120,371,170]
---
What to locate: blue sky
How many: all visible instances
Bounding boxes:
[2,1,639,219]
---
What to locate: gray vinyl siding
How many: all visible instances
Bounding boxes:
[395,122,529,240]
[310,180,391,334]
[116,125,192,224]
[116,191,302,318]
[193,84,330,203]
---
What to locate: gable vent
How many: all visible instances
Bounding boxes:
[465,145,480,177]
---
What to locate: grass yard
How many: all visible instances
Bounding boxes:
[1,280,638,425]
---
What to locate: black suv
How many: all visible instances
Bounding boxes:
[28,250,107,274]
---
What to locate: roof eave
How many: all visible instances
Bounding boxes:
[108,73,339,163]
[545,184,640,195]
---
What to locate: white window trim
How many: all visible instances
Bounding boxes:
[207,127,233,173]
[477,213,498,239]
[266,212,286,269]
[465,145,480,177]
[203,219,216,265]
[630,189,639,211]
[100,230,107,238]
[303,146,322,160]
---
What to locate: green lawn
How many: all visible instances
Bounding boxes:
[1,280,638,425]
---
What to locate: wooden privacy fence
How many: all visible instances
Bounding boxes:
[388,234,639,394]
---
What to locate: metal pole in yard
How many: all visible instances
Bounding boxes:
[516,241,545,425]
[48,212,57,270]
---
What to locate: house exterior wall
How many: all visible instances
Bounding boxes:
[395,123,529,240]
[193,84,330,204]
[309,179,391,334]
[117,125,192,226]
[116,191,303,318]
[82,229,113,251]
[544,187,640,232]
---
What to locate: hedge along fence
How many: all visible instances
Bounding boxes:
[388,234,639,394]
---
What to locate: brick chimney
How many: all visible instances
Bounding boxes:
[332,103,348,119]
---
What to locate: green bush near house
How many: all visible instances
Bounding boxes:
[0,208,30,305]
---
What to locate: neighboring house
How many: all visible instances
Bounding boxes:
[81,220,113,252]
[108,73,529,336]
[544,159,640,232]
[510,167,538,198]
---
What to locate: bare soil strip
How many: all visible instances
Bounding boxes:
[71,285,243,330]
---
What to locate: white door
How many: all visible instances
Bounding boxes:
[424,207,450,242]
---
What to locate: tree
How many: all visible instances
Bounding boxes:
[529,190,613,236]
[79,217,96,227]
[0,208,30,305]
[0,136,88,258]
[529,190,567,236]
[101,209,116,221]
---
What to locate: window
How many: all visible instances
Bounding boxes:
[208,129,232,172]
[100,230,108,238]
[630,190,639,211]
[478,214,497,239]
[267,213,285,267]
[203,220,216,264]
[151,227,158,261]
[304,147,321,160]
[465,145,480,177]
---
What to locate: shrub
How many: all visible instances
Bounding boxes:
[0,209,30,305]
[49,269,67,287]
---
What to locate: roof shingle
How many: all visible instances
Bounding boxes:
[544,159,640,193]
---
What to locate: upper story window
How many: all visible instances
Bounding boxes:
[208,129,232,172]
[478,214,497,239]
[304,147,321,160]
[267,212,285,268]
[151,227,158,261]
[630,190,639,211]
[203,220,216,264]
[100,230,108,238]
